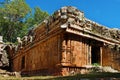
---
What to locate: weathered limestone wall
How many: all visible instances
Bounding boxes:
[12,15,65,75]
[25,34,61,75]
[13,34,62,75]
[61,34,89,75]
[12,55,21,72]
[63,34,89,67]
[102,46,120,71]
[60,34,103,75]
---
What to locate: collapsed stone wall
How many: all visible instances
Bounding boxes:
[0,36,9,68]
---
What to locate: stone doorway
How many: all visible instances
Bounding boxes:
[91,46,101,64]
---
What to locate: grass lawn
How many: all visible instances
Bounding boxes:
[0,72,120,80]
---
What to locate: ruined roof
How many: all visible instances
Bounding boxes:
[59,7,120,40]
[48,6,120,41]
[30,6,120,45]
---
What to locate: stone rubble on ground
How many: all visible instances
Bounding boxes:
[0,36,9,67]
[0,69,21,78]
[102,66,119,73]
[89,66,119,73]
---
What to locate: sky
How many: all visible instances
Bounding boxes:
[25,0,120,29]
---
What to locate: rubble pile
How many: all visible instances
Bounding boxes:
[0,36,9,68]
[90,66,119,73]
[0,69,21,78]
[102,66,119,73]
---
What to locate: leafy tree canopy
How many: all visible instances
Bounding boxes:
[25,7,49,30]
[0,0,49,43]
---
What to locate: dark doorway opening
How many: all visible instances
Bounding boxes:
[91,46,100,64]
[21,56,25,70]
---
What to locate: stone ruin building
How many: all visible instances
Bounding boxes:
[4,6,120,76]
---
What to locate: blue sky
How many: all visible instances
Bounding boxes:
[26,0,120,29]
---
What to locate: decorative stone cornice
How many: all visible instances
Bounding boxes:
[45,6,120,43]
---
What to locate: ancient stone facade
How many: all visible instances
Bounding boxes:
[11,6,120,76]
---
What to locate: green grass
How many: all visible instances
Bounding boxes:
[0,75,56,80]
[51,72,120,80]
[0,72,120,80]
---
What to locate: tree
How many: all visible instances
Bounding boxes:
[0,0,49,43]
[34,7,49,25]
[0,0,31,42]
[25,7,49,30]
